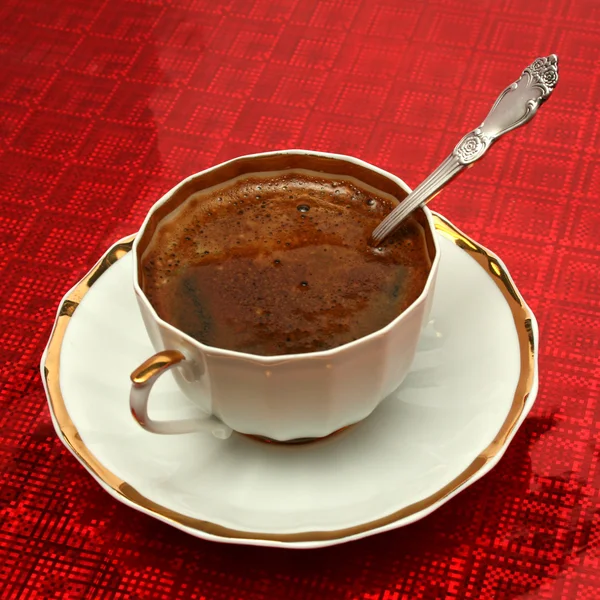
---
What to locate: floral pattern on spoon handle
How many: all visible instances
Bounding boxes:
[371,55,559,246]
[454,54,559,164]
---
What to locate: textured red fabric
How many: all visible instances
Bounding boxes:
[1,0,599,598]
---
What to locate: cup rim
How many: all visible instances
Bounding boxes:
[132,149,441,363]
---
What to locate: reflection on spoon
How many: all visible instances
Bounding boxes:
[370,55,559,246]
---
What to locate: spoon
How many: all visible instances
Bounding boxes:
[370,54,559,246]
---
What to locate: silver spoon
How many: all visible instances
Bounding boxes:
[370,54,559,246]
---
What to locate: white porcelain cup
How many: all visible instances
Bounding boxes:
[130,150,440,442]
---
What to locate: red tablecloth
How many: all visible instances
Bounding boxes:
[1,0,599,598]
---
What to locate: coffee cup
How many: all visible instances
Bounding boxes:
[130,150,440,442]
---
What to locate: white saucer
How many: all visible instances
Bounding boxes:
[41,214,538,549]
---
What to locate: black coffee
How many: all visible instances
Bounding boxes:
[141,170,431,356]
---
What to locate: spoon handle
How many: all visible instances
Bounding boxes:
[370,54,559,246]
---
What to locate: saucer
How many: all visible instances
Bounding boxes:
[41,214,538,549]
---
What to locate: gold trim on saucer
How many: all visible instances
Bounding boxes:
[42,216,536,544]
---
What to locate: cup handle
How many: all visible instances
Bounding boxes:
[130,349,231,438]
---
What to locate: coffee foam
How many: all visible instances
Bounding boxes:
[141,170,431,355]
[150,170,397,249]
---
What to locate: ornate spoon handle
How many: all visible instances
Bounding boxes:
[370,54,559,246]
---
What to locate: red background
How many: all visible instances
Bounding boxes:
[1,0,599,598]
